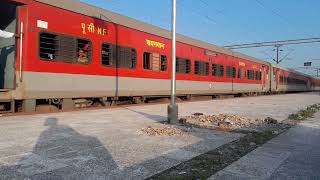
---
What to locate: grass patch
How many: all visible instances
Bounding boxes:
[288,104,320,121]
[147,128,288,180]
[254,130,274,144]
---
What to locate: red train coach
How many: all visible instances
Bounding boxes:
[271,65,311,92]
[310,77,320,91]
[0,0,305,113]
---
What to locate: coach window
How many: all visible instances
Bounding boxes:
[143,52,167,71]
[194,61,200,75]
[176,58,191,74]
[143,52,152,69]
[259,72,262,80]
[205,63,209,75]
[212,64,224,77]
[255,71,262,81]
[194,61,209,76]
[117,46,136,69]
[39,32,59,60]
[39,32,92,65]
[226,66,236,78]
[247,70,255,80]
[160,55,167,71]
[238,68,245,79]
[77,39,92,64]
[101,43,112,66]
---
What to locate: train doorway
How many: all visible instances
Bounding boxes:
[262,66,266,90]
[0,1,18,89]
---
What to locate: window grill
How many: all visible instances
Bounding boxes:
[176,58,191,74]
[194,61,209,76]
[39,32,91,64]
[160,55,167,71]
[247,70,255,80]
[39,33,59,60]
[101,43,112,66]
[212,64,224,77]
[226,66,236,78]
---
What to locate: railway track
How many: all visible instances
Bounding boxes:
[0,92,293,117]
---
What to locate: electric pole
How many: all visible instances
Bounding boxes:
[276,45,280,64]
[224,37,320,64]
[168,0,178,124]
[273,44,283,64]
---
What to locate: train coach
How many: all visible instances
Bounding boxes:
[271,64,311,93]
[0,0,315,113]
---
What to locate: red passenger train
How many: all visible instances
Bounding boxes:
[0,0,317,112]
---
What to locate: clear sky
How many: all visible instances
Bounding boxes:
[82,0,320,76]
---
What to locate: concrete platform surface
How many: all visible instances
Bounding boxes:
[209,112,320,180]
[0,92,319,179]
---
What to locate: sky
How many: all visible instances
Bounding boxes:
[82,0,320,76]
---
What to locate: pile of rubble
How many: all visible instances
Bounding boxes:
[181,113,278,131]
[139,126,185,136]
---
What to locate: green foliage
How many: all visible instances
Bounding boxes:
[288,104,320,120]
[254,130,274,144]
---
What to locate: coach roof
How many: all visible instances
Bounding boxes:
[35,0,268,64]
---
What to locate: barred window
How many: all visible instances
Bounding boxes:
[143,52,152,70]
[101,44,136,69]
[238,68,245,79]
[39,32,91,64]
[212,64,224,77]
[143,52,167,71]
[39,33,58,60]
[226,66,236,78]
[247,70,255,80]
[101,43,112,66]
[194,61,209,76]
[176,58,191,74]
[160,55,167,71]
[255,71,262,80]
[117,46,136,69]
[77,39,91,64]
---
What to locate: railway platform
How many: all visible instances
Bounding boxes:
[0,92,319,179]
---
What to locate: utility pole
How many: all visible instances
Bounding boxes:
[168,0,178,124]
[276,45,279,64]
[274,44,283,64]
[224,38,320,64]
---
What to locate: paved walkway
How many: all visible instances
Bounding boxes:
[0,92,319,179]
[210,112,320,180]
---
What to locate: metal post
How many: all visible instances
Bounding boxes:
[19,22,23,82]
[168,0,178,124]
[276,45,279,64]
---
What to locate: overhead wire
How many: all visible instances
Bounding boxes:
[253,0,313,37]
[177,0,260,45]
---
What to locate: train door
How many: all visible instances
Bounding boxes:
[261,65,266,91]
[275,70,279,91]
[0,1,19,89]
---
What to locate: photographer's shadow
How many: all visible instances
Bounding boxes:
[0,117,118,179]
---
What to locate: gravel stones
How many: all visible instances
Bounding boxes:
[182,114,283,133]
[139,126,185,136]
[184,114,260,130]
